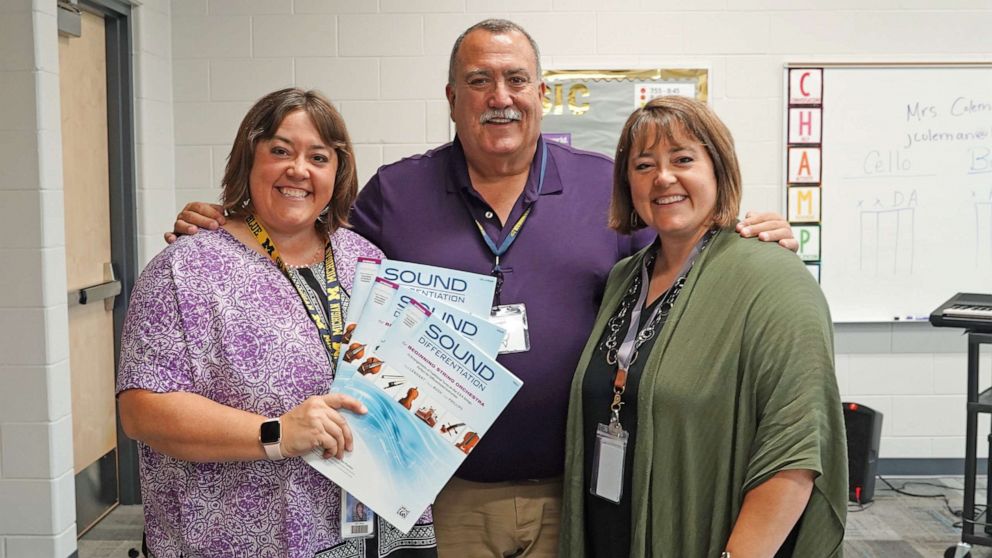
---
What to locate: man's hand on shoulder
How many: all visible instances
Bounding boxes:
[735,211,798,253]
[165,202,226,244]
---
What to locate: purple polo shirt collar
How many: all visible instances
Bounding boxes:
[446,135,562,245]
[445,135,564,200]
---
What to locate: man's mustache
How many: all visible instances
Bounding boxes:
[480,108,523,124]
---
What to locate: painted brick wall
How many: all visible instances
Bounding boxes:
[134,0,177,266]
[0,0,77,555]
[0,0,175,553]
[165,1,992,463]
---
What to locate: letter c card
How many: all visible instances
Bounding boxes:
[789,68,823,105]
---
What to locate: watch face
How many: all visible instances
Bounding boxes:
[260,420,280,444]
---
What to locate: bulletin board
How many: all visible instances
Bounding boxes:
[539,68,709,157]
[784,64,992,323]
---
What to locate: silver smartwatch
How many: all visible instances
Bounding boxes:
[260,418,284,460]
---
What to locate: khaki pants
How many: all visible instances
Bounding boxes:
[433,476,562,558]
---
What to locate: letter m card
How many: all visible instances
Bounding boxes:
[788,186,821,223]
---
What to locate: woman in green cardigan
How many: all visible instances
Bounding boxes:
[560,96,847,558]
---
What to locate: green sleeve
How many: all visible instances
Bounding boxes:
[739,249,847,556]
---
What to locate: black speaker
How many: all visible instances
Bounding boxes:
[843,402,883,504]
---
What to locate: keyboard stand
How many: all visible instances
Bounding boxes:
[949,331,992,558]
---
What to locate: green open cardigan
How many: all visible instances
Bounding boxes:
[560,228,847,557]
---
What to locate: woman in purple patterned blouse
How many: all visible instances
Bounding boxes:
[117,89,437,558]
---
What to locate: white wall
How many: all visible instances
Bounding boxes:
[166,1,992,464]
[0,0,174,553]
[134,0,178,266]
[0,0,77,555]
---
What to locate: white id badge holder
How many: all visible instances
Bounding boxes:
[589,422,628,503]
[340,488,374,539]
[491,303,530,354]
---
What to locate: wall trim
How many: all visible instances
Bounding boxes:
[879,458,987,476]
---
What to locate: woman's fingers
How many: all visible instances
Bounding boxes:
[326,408,355,454]
[322,393,368,415]
[318,412,347,460]
[281,395,361,459]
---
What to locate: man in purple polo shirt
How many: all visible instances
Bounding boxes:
[169,19,795,557]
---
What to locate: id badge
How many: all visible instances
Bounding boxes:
[589,423,628,503]
[340,488,374,539]
[490,303,530,354]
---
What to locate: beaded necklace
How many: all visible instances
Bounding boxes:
[599,229,717,367]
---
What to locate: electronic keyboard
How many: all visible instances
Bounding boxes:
[930,293,992,331]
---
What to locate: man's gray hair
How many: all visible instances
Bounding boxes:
[447,19,542,86]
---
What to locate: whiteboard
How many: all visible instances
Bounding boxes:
[795,65,992,322]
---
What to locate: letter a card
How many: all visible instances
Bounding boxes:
[788,147,821,184]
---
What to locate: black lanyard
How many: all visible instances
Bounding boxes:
[606,230,715,425]
[245,214,344,364]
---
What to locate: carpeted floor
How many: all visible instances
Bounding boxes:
[78,476,992,557]
[844,476,992,557]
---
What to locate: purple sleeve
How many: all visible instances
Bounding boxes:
[350,174,384,249]
[116,251,195,394]
[618,227,656,258]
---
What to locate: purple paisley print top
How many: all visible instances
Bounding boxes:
[117,228,434,558]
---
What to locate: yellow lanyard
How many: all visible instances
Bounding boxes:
[245,214,344,364]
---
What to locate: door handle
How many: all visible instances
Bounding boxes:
[71,280,121,305]
[68,262,121,309]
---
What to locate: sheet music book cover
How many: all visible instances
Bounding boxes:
[307,303,522,533]
[343,257,382,331]
[354,279,507,358]
[343,258,497,334]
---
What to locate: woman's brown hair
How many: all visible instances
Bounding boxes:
[221,88,358,235]
[609,96,742,234]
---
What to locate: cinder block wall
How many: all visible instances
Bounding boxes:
[167,1,992,466]
[0,0,175,553]
[134,0,178,266]
[0,0,76,555]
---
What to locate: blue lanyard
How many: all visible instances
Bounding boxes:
[470,143,548,272]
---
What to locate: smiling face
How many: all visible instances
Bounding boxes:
[445,29,546,164]
[248,110,337,237]
[628,124,718,242]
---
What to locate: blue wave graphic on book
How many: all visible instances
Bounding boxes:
[334,370,459,489]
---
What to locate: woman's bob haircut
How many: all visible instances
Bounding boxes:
[609,95,742,235]
[221,88,357,235]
